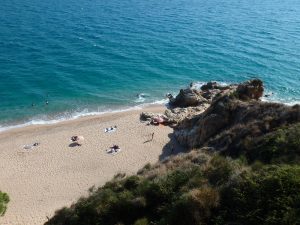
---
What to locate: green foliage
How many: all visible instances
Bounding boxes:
[0,191,9,216]
[246,123,300,163]
[46,156,219,225]
[214,165,300,225]
[133,218,148,225]
[205,155,233,186]
[170,187,219,225]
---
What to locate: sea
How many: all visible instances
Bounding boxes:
[1,0,300,131]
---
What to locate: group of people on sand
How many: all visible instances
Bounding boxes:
[69,126,121,155]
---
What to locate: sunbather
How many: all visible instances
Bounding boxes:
[70,136,84,146]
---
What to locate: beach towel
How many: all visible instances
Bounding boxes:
[23,143,39,150]
[104,127,117,133]
[106,148,122,155]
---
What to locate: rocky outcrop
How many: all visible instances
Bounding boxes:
[171,88,208,107]
[164,104,209,125]
[174,94,300,152]
[143,80,265,129]
[172,79,299,152]
[169,81,237,107]
[236,79,264,100]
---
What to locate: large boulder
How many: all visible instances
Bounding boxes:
[236,79,264,100]
[171,88,208,107]
[140,112,167,122]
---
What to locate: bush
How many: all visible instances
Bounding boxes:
[0,191,9,216]
[214,165,300,225]
[246,123,300,163]
[168,187,219,225]
[133,218,148,225]
[205,155,233,186]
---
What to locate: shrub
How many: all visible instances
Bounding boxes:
[169,187,219,225]
[0,191,9,216]
[133,218,149,225]
[246,123,300,163]
[214,165,300,225]
[205,155,233,186]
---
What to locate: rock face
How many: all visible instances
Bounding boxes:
[172,79,300,151]
[164,104,209,125]
[171,88,208,107]
[236,79,264,100]
[175,94,300,151]
[142,80,265,129]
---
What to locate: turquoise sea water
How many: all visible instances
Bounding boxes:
[1,0,300,130]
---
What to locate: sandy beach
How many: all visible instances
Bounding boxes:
[0,105,180,225]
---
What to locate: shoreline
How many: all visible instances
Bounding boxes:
[0,102,167,134]
[0,104,181,225]
[1,92,299,134]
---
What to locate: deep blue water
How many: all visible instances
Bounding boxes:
[1,0,300,129]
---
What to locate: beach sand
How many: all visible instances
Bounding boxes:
[0,105,182,225]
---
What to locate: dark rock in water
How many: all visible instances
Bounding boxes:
[236,79,264,100]
[166,93,176,104]
[201,81,218,91]
[171,88,208,107]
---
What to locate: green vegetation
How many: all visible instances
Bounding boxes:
[0,191,9,216]
[244,123,300,164]
[215,165,300,225]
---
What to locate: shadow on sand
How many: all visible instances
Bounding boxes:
[69,143,79,147]
[159,133,187,161]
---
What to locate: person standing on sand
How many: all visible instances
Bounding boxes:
[151,132,154,141]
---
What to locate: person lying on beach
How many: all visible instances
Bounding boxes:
[104,125,117,133]
[110,144,120,152]
[112,144,120,150]
[23,142,40,150]
[106,144,121,154]
[150,117,165,126]
[70,136,84,146]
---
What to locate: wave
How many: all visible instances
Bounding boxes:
[189,81,230,89]
[0,99,168,133]
[134,93,150,103]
